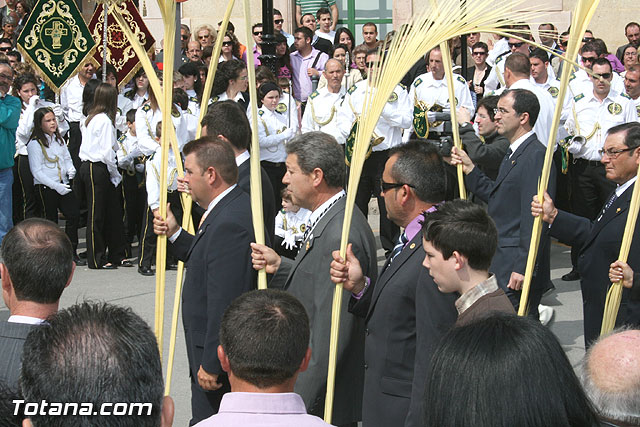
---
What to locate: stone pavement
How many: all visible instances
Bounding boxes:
[0,204,586,426]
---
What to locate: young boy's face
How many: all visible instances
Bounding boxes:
[422,238,459,293]
[127,120,136,136]
[318,13,331,32]
[281,198,299,213]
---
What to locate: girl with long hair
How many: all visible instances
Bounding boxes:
[124,67,150,109]
[211,59,249,111]
[77,83,128,269]
[27,107,81,263]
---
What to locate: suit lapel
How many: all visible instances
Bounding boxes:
[492,135,535,191]
[284,198,345,288]
[367,233,423,320]
[186,187,241,258]
[584,185,633,249]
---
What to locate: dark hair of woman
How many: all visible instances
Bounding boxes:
[334,27,355,53]
[211,59,246,97]
[86,83,117,127]
[12,72,39,105]
[424,313,599,427]
[81,79,101,117]
[224,30,242,60]
[274,32,292,77]
[178,61,203,103]
[29,107,63,148]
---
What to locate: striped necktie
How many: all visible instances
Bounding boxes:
[389,232,408,263]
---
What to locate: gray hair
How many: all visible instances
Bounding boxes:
[286,132,345,188]
[390,140,446,203]
[576,327,640,424]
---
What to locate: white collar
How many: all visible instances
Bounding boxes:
[508,130,534,157]
[307,190,345,233]
[616,176,638,197]
[235,150,250,166]
[204,184,237,216]
[8,315,47,325]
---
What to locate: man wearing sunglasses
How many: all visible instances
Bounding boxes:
[328,141,457,427]
[569,41,625,96]
[485,33,543,93]
[273,8,294,47]
[532,122,640,347]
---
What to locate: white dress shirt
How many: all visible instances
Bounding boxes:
[16,99,69,156]
[508,130,535,158]
[336,80,412,150]
[79,113,121,186]
[27,134,75,187]
[569,68,625,97]
[135,103,189,156]
[563,89,637,160]
[301,86,344,136]
[59,75,85,122]
[146,145,179,210]
[485,52,556,93]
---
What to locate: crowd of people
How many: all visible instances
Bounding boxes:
[0,1,640,425]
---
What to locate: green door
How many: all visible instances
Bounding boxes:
[336,0,393,45]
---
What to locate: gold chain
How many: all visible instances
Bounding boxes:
[37,139,62,182]
[309,97,336,127]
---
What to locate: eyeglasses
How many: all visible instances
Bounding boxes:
[508,41,525,49]
[472,51,487,56]
[381,179,414,192]
[582,37,595,43]
[624,51,638,56]
[198,35,210,39]
[582,56,597,63]
[222,41,233,46]
[253,31,263,36]
[592,72,612,80]
[493,107,510,115]
[181,35,189,40]
[599,146,637,158]
[0,47,11,52]
[274,19,284,24]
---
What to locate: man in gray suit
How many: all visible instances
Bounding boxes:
[329,141,458,427]
[251,132,378,427]
[0,218,74,391]
[450,88,554,318]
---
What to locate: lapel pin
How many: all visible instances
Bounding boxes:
[409,243,416,249]
[616,208,621,213]
[511,160,516,165]
[306,241,311,250]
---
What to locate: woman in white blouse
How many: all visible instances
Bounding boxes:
[248,82,298,206]
[27,107,81,262]
[211,59,249,111]
[77,83,128,270]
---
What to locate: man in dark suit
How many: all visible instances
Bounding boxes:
[0,218,73,392]
[153,137,256,425]
[532,122,640,347]
[451,88,554,318]
[328,141,458,427]
[201,100,276,242]
[251,132,378,427]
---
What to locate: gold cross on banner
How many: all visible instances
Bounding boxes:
[45,20,68,49]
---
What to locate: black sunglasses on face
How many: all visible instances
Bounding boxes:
[592,72,612,80]
[381,179,414,192]
[253,31,263,36]
[472,51,487,56]
[582,56,597,63]
[274,19,284,24]
[222,41,233,46]
[0,47,10,52]
[508,41,525,49]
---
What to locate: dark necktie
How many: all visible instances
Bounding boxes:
[389,232,408,264]
[597,192,618,221]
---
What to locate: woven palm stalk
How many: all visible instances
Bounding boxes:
[323,0,541,422]
[242,0,267,289]
[438,40,466,199]
[601,161,640,333]
[517,0,600,316]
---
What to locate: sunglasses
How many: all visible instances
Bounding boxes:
[181,35,189,40]
[0,47,10,52]
[582,56,597,63]
[198,35,209,39]
[253,31,263,36]
[592,72,612,80]
[366,61,379,68]
[582,37,595,43]
[222,41,233,46]
[508,41,525,49]
[472,51,487,56]
[274,19,284,24]
[380,179,414,192]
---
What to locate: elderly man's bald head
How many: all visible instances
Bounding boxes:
[578,328,640,425]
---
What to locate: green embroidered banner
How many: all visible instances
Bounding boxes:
[17,0,96,92]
